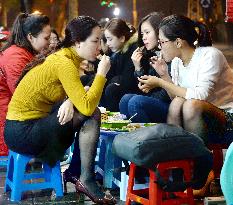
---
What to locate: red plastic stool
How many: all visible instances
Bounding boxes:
[207,144,229,178]
[125,160,194,205]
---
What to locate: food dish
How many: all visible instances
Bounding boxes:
[100,122,157,132]
[101,120,131,129]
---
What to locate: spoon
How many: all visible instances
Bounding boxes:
[129,113,138,121]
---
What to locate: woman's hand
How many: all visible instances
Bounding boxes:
[137,75,161,91]
[79,60,95,76]
[138,81,150,93]
[150,54,169,78]
[57,99,74,125]
[97,54,111,77]
[131,47,143,71]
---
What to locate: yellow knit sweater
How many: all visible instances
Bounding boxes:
[7,47,106,121]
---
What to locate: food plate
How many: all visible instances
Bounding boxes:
[108,112,118,116]
[100,127,129,132]
[101,122,157,132]
[144,123,157,127]
[101,120,131,129]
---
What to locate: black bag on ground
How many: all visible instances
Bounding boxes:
[112,123,213,191]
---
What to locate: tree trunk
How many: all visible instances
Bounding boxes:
[0,0,7,28]
[67,0,78,22]
[20,0,32,13]
[53,0,67,36]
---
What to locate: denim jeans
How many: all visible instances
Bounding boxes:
[119,94,170,123]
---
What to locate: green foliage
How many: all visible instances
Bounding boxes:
[108,2,114,7]
[101,0,107,6]
[100,0,115,7]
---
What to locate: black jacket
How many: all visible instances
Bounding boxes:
[134,49,171,103]
[106,33,139,93]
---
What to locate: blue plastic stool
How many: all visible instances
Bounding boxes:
[4,150,63,202]
[96,130,149,201]
[96,130,123,188]
[0,155,8,167]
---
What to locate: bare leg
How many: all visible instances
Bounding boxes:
[182,99,227,143]
[167,97,186,126]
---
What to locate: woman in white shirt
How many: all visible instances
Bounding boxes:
[138,14,233,143]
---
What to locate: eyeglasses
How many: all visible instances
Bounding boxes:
[157,39,171,48]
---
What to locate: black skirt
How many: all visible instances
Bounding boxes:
[4,107,75,167]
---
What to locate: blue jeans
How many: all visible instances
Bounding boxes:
[119,94,170,123]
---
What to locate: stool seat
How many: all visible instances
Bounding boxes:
[126,160,194,205]
[4,150,63,202]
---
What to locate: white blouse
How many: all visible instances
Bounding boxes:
[171,46,233,110]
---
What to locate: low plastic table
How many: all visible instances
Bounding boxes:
[97,129,125,188]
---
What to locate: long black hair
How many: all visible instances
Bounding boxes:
[138,12,164,73]
[138,12,164,48]
[159,15,212,47]
[17,15,100,85]
[0,12,50,53]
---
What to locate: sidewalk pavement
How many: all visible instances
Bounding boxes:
[0,164,124,205]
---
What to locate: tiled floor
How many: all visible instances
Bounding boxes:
[0,164,124,205]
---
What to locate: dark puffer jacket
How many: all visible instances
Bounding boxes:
[102,34,139,111]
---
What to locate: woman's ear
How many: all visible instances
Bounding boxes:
[176,38,182,48]
[27,33,33,44]
[120,36,125,43]
[75,41,81,49]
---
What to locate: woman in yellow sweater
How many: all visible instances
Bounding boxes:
[4,16,116,204]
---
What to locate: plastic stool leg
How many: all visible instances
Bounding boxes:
[51,161,63,197]
[126,163,136,205]
[10,154,28,201]
[103,137,115,188]
[4,155,13,193]
[120,169,129,201]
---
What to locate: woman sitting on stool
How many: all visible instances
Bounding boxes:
[4,16,116,204]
